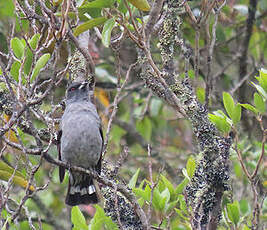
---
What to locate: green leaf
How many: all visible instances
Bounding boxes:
[208,113,231,133]
[143,184,151,201]
[0,0,14,18]
[160,175,175,198]
[136,116,152,142]
[89,205,118,230]
[11,38,25,59]
[128,168,140,189]
[31,53,51,82]
[160,188,170,212]
[223,92,235,120]
[133,187,146,200]
[150,98,162,116]
[73,17,108,37]
[24,48,33,76]
[29,33,40,50]
[227,201,240,226]
[133,183,151,201]
[10,61,21,82]
[232,104,241,125]
[196,87,205,104]
[242,225,251,230]
[175,208,188,220]
[257,68,267,92]
[71,206,87,230]
[166,199,178,213]
[102,18,116,48]
[128,0,150,11]
[152,188,162,210]
[240,103,258,114]
[118,0,127,14]
[175,178,189,194]
[239,199,250,215]
[0,160,25,178]
[186,156,196,178]
[178,194,188,215]
[251,82,267,100]
[0,160,35,192]
[254,92,266,114]
[80,0,116,9]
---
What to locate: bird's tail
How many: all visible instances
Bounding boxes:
[66,171,98,206]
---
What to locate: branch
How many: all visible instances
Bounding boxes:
[145,0,164,38]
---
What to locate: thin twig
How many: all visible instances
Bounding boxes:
[103,62,137,158]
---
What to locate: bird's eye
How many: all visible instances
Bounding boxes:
[70,87,76,91]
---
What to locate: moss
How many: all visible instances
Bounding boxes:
[68,50,92,83]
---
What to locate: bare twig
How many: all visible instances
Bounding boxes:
[103,62,137,158]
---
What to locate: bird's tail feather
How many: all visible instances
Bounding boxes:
[65,172,98,206]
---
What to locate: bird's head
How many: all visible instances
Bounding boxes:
[66,81,92,104]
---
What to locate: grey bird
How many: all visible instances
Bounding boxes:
[57,81,103,206]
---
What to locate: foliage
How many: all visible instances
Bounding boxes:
[0,0,266,230]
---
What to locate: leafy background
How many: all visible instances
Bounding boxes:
[0,0,266,229]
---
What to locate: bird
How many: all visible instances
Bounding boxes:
[57,81,103,206]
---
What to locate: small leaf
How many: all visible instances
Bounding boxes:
[227,201,240,226]
[136,116,152,142]
[90,205,119,230]
[232,104,241,125]
[196,87,205,104]
[223,92,235,120]
[10,61,21,82]
[166,199,178,213]
[150,98,162,116]
[73,17,107,36]
[29,33,40,50]
[0,0,14,18]
[11,38,25,59]
[102,18,116,48]
[31,53,51,82]
[0,160,25,179]
[240,103,258,114]
[152,188,162,210]
[175,178,189,194]
[24,48,33,76]
[239,199,250,215]
[133,187,146,200]
[80,0,116,9]
[160,175,175,198]
[128,168,140,189]
[243,225,251,230]
[178,194,188,215]
[175,208,188,220]
[118,0,127,13]
[128,0,150,11]
[256,68,267,92]
[208,113,231,133]
[251,82,267,100]
[186,156,196,178]
[143,184,151,201]
[254,92,266,114]
[182,168,190,180]
[0,168,35,192]
[71,206,87,230]
[160,188,170,212]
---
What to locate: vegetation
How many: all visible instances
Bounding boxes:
[0,0,266,229]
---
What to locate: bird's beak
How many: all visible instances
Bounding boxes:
[79,82,88,90]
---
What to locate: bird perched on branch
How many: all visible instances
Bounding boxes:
[57,81,103,206]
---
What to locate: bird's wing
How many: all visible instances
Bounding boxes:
[56,130,65,183]
[96,127,104,174]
